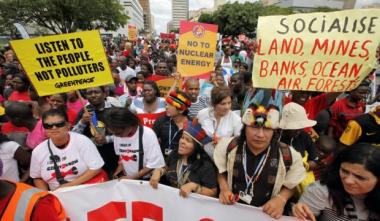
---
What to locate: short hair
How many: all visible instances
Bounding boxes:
[242,71,252,84]
[137,71,149,78]
[104,107,140,129]
[231,73,242,81]
[240,63,249,71]
[140,62,153,75]
[13,74,30,86]
[5,101,33,119]
[42,108,68,123]
[50,93,68,103]
[111,68,120,74]
[86,86,106,93]
[143,80,161,97]
[211,86,231,106]
[184,78,199,88]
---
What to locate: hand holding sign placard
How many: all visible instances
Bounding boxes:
[253,9,380,92]
[10,30,113,96]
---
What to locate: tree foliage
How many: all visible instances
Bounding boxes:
[0,0,129,34]
[311,7,340,12]
[198,13,214,25]
[198,2,293,37]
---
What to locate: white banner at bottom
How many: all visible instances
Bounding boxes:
[53,180,298,221]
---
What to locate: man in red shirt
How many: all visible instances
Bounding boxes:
[288,91,341,141]
[290,91,341,120]
[328,82,369,139]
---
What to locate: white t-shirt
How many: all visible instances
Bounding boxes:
[129,97,166,114]
[197,107,242,138]
[197,108,243,158]
[113,126,165,178]
[0,141,20,182]
[30,132,104,190]
[117,66,136,81]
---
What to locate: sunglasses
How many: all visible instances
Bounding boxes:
[43,121,66,129]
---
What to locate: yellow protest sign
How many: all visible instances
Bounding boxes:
[128,25,137,41]
[10,30,113,96]
[177,21,218,78]
[253,9,380,92]
[147,75,182,97]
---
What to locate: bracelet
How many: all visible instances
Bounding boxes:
[276,194,287,204]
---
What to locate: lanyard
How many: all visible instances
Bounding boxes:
[242,143,271,195]
[177,160,191,186]
[168,120,180,150]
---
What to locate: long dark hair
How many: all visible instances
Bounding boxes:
[167,135,212,172]
[320,143,380,217]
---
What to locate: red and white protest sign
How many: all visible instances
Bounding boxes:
[54,180,300,221]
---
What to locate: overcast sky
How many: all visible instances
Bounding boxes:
[150,0,379,33]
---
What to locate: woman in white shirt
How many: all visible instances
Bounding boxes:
[30,109,104,190]
[197,86,242,157]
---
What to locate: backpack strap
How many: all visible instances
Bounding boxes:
[138,126,144,171]
[226,137,239,155]
[279,142,292,172]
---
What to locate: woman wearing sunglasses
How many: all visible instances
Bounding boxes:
[30,109,104,191]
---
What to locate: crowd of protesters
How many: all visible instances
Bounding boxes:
[0,34,380,221]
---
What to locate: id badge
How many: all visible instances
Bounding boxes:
[239,191,252,204]
[164,148,172,156]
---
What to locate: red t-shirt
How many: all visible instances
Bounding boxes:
[146,75,170,81]
[31,194,64,221]
[67,108,78,126]
[122,50,130,57]
[1,122,29,134]
[304,93,329,120]
[7,91,31,102]
[286,93,329,120]
[328,97,365,139]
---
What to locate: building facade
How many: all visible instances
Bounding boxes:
[260,0,350,11]
[139,0,153,33]
[124,0,144,30]
[102,0,144,37]
[167,20,174,33]
[172,0,189,30]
